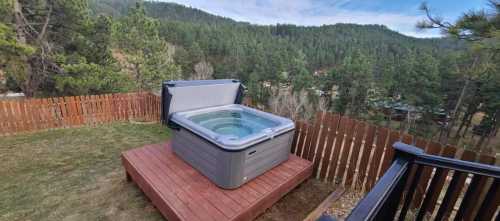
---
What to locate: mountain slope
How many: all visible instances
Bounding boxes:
[89,0,464,80]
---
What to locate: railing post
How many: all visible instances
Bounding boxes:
[346,142,423,221]
[378,142,424,220]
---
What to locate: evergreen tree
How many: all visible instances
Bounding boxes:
[113,3,180,90]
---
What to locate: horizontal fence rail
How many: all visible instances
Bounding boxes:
[0,92,160,136]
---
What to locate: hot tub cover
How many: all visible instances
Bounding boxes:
[161,79,245,124]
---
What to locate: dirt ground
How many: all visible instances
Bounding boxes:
[256,178,338,221]
[325,189,364,220]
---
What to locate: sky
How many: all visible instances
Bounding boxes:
[160,0,488,38]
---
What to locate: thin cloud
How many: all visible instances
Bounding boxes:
[161,0,442,38]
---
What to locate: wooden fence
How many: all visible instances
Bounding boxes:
[289,111,498,214]
[0,92,160,136]
[1,93,498,215]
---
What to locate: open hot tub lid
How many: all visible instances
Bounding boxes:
[161,79,245,125]
[161,79,295,151]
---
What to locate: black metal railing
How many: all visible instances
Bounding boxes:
[344,142,500,221]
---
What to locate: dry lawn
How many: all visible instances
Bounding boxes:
[0,123,337,221]
[0,123,169,221]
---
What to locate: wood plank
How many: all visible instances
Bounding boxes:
[319,114,341,180]
[60,97,70,127]
[79,96,89,125]
[152,146,244,215]
[365,127,388,190]
[10,100,21,133]
[357,124,376,190]
[23,99,34,131]
[474,179,500,221]
[76,96,85,125]
[17,100,27,132]
[291,121,302,154]
[345,121,366,187]
[66,97,76,127]
[104,94,110,123]
[434,150,476,220]
[90,95,97,125]
[234,157,312,221]
[455,154,496,220]
[41,99,51,129]
[296,121,309,158]
[7,101,17,133]
[0,101,7,135]
[97,95,105,124]
[378,130,400,178]
[304,112,324,161]
[30,99,41,131]
[312,112,333,176]
[336,118,356,184]
[107,94,113,122]
[303,187,345,221]
[411,140,439,209]
[140,147,230,220]
[123,153,200,221]
[307,111,325,162]
[110,94,118,121]
[327,116,350,183]
[132,150,213,221]
[122,142,313,221]
[416,145,457,220]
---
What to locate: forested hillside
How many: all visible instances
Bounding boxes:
[0,0,498,152]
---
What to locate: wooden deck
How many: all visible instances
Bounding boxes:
[122,142,313,221]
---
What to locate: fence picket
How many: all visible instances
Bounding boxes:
[345,121,366,188]
[312,113,333,176]
[411,140,440,208]
[319,114,341,180]
[291,121,302,154]
[304,112,324,161]
[336,118,356,184]
[378,130,401,178]
[434,150,476,220]
[327,116,350,183]
[296,121,309,157]
[417,145,457,219]
[456,154,496,220]
[365,127,388,190]
[357,124,376,190]
[0,101,6,134]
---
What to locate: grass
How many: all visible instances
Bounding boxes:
[0,123,170,221]
[1,123,339,221]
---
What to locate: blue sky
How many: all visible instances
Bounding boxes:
[161,0,488,38]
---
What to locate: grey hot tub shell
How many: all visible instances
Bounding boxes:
[161,80,295,189]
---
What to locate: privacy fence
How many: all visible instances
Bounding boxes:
[0,92,160,135]
[291,111,498,219]
[1,92,498,218]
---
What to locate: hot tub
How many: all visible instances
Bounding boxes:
[161,80,295,189]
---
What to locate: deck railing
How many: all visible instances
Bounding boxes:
[346,142,500,221]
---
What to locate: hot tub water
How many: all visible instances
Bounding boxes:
[189,110,280,139]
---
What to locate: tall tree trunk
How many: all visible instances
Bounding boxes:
[461,114,474,138]
[455,111,470,138]
[440,78,470,144]
[13,0,35,97]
